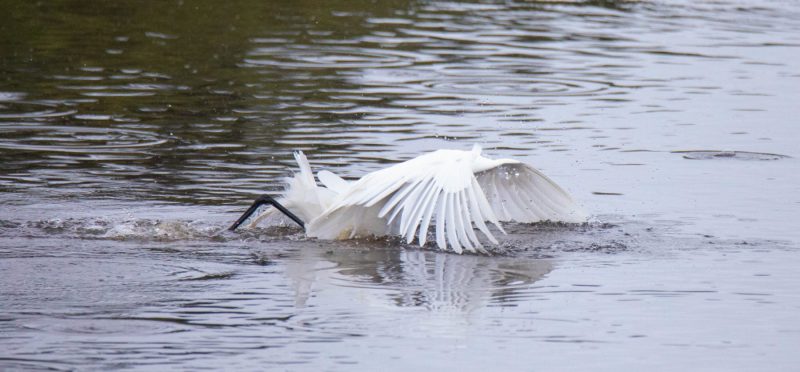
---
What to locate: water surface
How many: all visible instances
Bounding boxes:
[1,0,799,370]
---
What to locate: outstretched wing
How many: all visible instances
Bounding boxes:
[476,163,586,224]
[306,150,585,253]
[306,149,501,253]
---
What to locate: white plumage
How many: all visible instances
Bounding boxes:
[248,144,586,253]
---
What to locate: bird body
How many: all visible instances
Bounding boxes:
[245,145,586,253]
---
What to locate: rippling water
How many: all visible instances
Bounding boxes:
[2,0,800,370]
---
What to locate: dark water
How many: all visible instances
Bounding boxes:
[2,0,800,370]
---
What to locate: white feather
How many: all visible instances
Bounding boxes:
[317,170,349,194]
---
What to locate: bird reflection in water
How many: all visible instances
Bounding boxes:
[281,243,552,313]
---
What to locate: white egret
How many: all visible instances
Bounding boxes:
[230,144,586,253]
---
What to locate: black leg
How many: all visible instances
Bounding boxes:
[229,194,305,231]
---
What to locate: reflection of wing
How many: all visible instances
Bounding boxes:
[391,251,552,312]
[476,163,587,224]
[283,245,551,313]
[396,251,490,312]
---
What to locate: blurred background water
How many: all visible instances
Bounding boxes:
[1,0,799,370]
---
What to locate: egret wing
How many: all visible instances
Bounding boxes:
[306,150,502,253]
[317,170,349,194]
[476,163,586,223]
